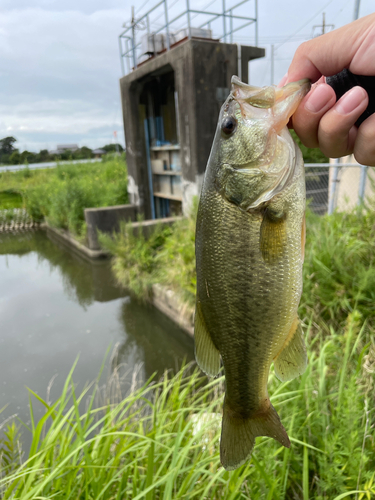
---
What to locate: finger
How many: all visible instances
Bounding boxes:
[285,13,375,84]
[353,113,375,166]
[318,86,368,158]
[291,83,336,148]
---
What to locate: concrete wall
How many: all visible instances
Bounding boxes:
[120,39,265,219]
[131,216,183,239]
[328,155,375,212]
[85,204,138,250]
[84,204,184,251]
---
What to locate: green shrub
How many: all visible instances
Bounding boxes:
[100,201,197,304]
[100,220,173,298]
[0,155,128,236]
[104,199,375,334]
[301,207,375,327]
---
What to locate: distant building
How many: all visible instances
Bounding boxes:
[57,144,79,152]
[49,144,79,155]
[92,148,106,158]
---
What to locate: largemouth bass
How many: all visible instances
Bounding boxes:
[195,76,311,471]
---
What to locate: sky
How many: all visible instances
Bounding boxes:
[0,0,373,153]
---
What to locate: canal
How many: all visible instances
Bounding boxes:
[0,230,194,437]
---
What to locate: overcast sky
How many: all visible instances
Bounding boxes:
[0,0,373,152]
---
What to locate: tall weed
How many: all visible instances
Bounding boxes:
[106,201,375,330]
[0,156,128,235]
[301,208,375,326]
[1,320,374,499]
[101,201,198,305]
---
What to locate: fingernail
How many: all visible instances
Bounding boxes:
[335,86,367,115]
[305,84,333,113]
[278,73,288,88]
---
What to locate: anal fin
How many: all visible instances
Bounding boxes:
[194,301,221,377]
[274,317,307,382]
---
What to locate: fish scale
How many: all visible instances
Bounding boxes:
[194,76,310,470]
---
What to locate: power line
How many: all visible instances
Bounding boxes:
[135,0,152,16]
[149,0,181,26]
[172,0,218,31]
[276,0,336,49]
[235,34,310,43]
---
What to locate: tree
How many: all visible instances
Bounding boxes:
[0,136,17,164]
[73,147,93,160]
[9,151,21,165]
[20,151,36,164]
[102,143,124,153]
[0,136,17,155]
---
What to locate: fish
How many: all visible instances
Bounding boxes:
[194,76,311,471]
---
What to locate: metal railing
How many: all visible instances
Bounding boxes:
[305,163,371,215]
[119,0,258,75]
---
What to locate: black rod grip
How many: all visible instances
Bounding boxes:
[326,69,375,126]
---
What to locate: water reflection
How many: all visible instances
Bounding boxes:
[0,230,194,433]
[117,299,194,382]
[0,230,127,306]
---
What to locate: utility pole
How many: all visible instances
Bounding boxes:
[131,6,137,69]
[114,131,119,154]
[353,0,361,20]
[312,13,334,37]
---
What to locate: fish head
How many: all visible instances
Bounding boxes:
[211,77,310,209]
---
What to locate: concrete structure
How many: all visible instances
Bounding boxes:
[85,204,138,250]
[328,155,373,212]
[84,205,182,251]
[120,39,264,219]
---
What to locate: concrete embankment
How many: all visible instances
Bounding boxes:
[43,216,194,337]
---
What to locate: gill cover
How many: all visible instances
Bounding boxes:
[216,77,310,210]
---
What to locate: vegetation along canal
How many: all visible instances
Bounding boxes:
[0,230,194,440]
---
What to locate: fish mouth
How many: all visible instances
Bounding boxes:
[231,77,311,110]
[275,79,311,102]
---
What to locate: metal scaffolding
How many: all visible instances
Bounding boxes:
[119,0,258,75]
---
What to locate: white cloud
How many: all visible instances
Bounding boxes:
[0,6,128,151]
[0,0,374,152]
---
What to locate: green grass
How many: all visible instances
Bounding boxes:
[1,203,375,498]
[0,155,128,236]
[103,201,375,331]
[0,316,374,499]
[100,201,197,307]
[301,207,375,327]
[2,183,375,496]
[0,190,23,209]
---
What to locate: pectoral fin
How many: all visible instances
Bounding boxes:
[194,301,221,377]
[273,317,307,382]
[260,208,287,264]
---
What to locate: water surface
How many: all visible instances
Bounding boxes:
[0,230,194,431]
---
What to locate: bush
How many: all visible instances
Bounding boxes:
[100,201,197,305]
[0,155,128,236]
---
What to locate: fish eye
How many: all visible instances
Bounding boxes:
[221,116,237,137]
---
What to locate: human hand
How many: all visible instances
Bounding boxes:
[281,13,375,166]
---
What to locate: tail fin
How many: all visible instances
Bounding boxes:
[220,398,290,471]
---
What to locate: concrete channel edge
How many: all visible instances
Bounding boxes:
[43,223,195,338]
